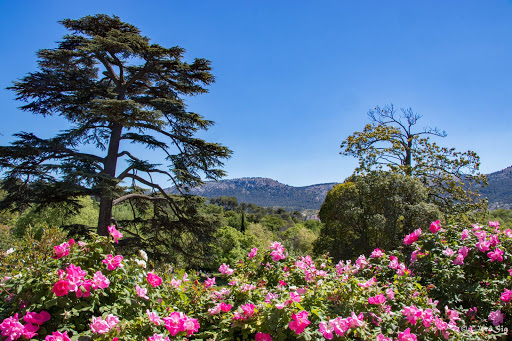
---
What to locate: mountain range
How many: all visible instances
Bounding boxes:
[165,178,337,210]
[165,166,512,211]
[479,166,512,209]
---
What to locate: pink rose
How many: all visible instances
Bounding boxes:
[90,316,110,334]
[52,280,70,297]
[501,289,512,302]
[24,311,51,325]
[398,328,417,341]
[52,241,71,259]
[147,310,162,326]
[429,220,441,233]
[219,263,235,275]
[92,271,110,289]
[289,311,310,335]
[147,334,170,341]
[107,225,123,244]
[488,248,504,262]
[136,285,149,299]
[102,254,124,270]
[90,315,119,334]
[489,310,504,326]
[377,334,392,341]
[319,322,334,340]
[255,332,272,341]
[204,276,215,288]
[220,303,232,312]
[147,272,162,287]
[368,294,386,305]
[248,247,258,260]
[0,314,25,341]
[45,331,71,341]
[403,229,422,245]
[22,323,39,339]
[371,248,384,258]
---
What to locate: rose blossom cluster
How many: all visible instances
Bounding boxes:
[219,263,235,275]
[388,255,409,275]
[52,264,109,297]
[401,305,461,339]
[269,241,286,261]
[90,314,119,334]
[163,312,199,337]
[208,302,232,315]
[444,221,506,264]
[294,255,327,282]
[318,312,365,339]
[0,311,50,340]
[233,303,256,321]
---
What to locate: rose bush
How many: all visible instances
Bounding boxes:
[404,220,512,335]
[0,222,509,340]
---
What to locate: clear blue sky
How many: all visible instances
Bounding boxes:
[1,1,511,187]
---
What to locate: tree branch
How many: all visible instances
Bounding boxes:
[124,61,155,89]
[95,53,119,84]
[113,193,167,205]
[122,173,183,218]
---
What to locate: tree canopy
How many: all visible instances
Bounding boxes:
[314,171,441,261]
[340,104,486,213]
[0,14,231,261]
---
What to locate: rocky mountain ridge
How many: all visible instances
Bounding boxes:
[165,167,512,210]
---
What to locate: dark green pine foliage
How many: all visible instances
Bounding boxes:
[0,14,231,263]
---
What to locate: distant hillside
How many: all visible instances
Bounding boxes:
[164,167,512,211]
[480,166,512,209]
[165,178,337,210]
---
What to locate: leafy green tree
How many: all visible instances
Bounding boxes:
[243,203,266,222]
[208,225,260,270]
[304,219,323,233]
[14,196,98,238]
[224,210,242,230]
[314,172,441,261]
[290,210,304,223]
[281,223,318,256]
[0,14,231,262]
[261,215,287,232]
[210,196,239,211]
[340,104,486,213]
